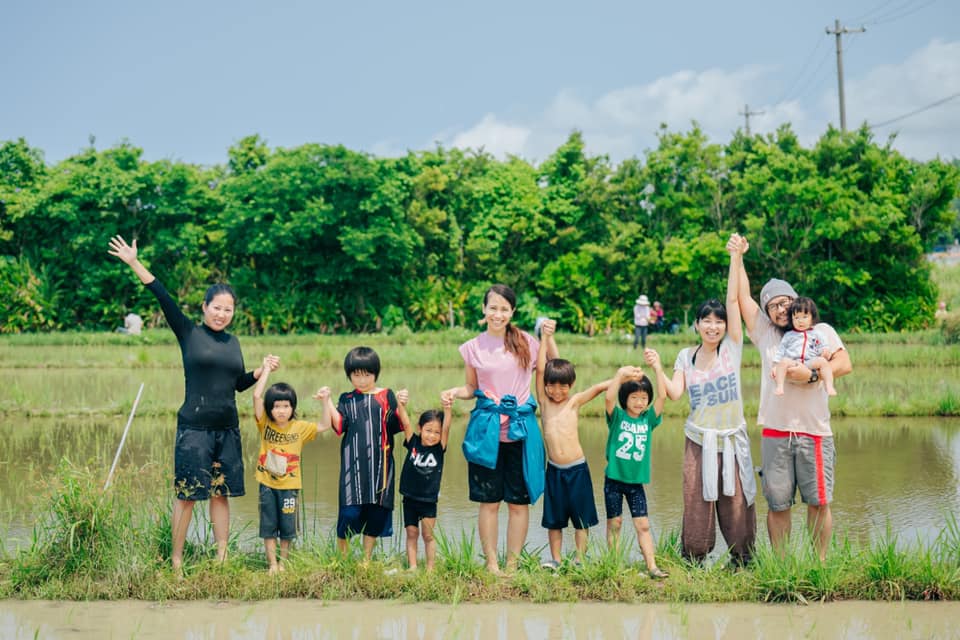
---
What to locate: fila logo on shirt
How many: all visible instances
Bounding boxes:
[412,450,438,468]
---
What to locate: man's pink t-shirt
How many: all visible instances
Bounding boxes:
[459,330,539,441]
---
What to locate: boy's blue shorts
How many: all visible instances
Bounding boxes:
[541,459,599,530]
[337,504,393,539]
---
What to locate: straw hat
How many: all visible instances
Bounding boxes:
[636,294,650,305]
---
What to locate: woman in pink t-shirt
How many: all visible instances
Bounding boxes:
[442,284,556,573]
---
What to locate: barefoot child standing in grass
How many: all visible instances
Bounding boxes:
[317,346,406,562]
[535,322,609,569]
[604,357,669,578]
[397,396,453,571]
[252,357,330,573]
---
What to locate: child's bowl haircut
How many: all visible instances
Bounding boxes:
[344,346,381,379]
[788,297,820,326]
[544,358,577,385]
[619,376,654,410]
[265,382,298,420]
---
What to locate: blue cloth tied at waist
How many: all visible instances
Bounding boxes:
[462,390,545,504]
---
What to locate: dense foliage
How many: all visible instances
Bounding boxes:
[1,126,957,334]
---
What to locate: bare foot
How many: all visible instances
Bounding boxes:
[485,562,503,576]
[826,387,837,396]
[278,562,286,573]
[774,387,784,396]
[268,564,279,575]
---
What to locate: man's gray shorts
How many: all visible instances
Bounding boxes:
[761,430,835,511]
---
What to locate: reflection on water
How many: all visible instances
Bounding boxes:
[3,410,959,560]
[1,599,959,639]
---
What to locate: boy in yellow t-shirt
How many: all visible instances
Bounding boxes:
[253,356,330,573]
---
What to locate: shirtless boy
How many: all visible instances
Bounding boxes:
[535,322,612,569]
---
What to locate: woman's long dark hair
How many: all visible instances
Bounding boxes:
[484,284,531,370]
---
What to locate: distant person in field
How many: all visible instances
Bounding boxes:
[773,297,837,397]
[253,358,330,573]
[633,294,651,349]
[535,321,608,569]
[651,301,665,332]
[117,312,143,335]
[317,346,405,562]
[108,235,277,572]
[604,359,669,579]
[396,397,453,571]
[441,284,558,574]
[730,233,852,561]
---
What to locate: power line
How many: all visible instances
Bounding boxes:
[847,0,902,24]
[785,47,835,105]
[869,92,960,128]
[775,35,827,105]
[865,0,938,25]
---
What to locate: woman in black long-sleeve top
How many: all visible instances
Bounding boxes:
[109,235,277,571]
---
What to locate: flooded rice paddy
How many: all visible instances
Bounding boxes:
[2,599,959,639]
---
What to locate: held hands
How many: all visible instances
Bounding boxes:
[314,386,331,402]
[396,388,409,406]
[440,388,458,404]
[262,354,280,372]
[540,318,557,337]
[441,394,454,409]
[643,348,662,370]
[617,365,644,379]
[107,235,138,264]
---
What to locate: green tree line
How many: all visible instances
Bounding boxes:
[1,125,957,335]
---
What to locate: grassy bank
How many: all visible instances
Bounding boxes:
[1,462,958,603]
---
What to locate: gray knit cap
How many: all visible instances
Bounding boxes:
[759,278,798,309]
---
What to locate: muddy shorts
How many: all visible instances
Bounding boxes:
[337,504,393,538]
[259,485,299,540]
[604,476,649,519]
[402,497,437,528]
[761,429,835,511]
[174,425,245,500]
[542,459,599,530]
[468,440,529,505]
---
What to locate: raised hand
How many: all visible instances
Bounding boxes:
[314,386,331,402]
[396,388,409,406]
[107,235,138,264]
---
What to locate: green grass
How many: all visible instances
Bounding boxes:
[1,461,958,603]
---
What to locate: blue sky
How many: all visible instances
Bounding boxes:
[2,0,958,166]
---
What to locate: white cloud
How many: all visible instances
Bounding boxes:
[447,114,532,159]
[419,38,959,164]
[845,38,960,159]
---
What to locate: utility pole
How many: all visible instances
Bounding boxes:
[739,104,764,136]
[825,19,865,132]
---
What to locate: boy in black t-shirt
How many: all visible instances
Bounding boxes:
[397,396,452,571]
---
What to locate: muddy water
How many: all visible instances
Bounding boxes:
[1,599,958,639]
[3,408,959,560]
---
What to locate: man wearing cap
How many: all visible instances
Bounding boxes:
[729,234,852,560]
[633,294,651,349]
